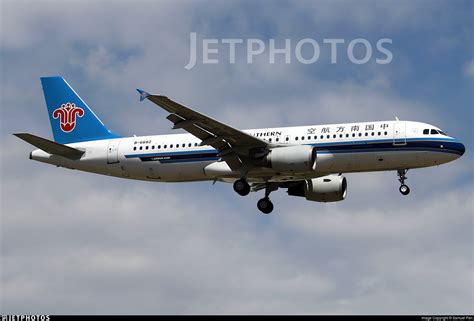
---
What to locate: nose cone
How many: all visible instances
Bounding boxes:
[458,142,465,156]
[453,141,465,157]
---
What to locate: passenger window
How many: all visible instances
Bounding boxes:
[431,129,438,135]
[378,132,381,136]
[188,143,192,147]
[333,134,336,138]
[164,145,167,149]
[352,133,356,137]
[139,146,143,150]
[314,136,317,140]
[358,133,362,137]
[384,131,388,135]
[320,135,324,139]
[371,132,375,136]
[365,133,368,136]
[295,137,298,141]
[308,136,311,140]
[158,145,161,149]
[301,136,304,140]
[152,146,155,149]
[286,137,289,141]
[269,138,272,143]
[326,135,330,139]
[423,129,429,135]
[346,134,349,138]
[339,134,343,138]
[276,137,279,142]
[170,144,173,148]
[195,143,198,146]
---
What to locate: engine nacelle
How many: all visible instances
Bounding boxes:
[263,145,317,173]
[288,175,348,202]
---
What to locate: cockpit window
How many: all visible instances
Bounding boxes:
[423,128,447,136]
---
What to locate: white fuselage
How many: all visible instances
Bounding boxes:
[30,120,465,183]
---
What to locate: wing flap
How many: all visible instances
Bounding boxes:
[166,113,240,169]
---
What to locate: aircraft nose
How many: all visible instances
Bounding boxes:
[458,142,465,156]
[453,141,465,157]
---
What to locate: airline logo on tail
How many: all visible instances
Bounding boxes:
[52,102,84,132]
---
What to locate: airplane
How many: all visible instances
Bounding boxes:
[15,77,465,214]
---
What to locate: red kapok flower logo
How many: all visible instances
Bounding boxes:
[52,102,84,133]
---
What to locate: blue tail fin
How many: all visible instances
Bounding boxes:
[40,76,120,144]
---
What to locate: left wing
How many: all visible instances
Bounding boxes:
[137,89,268,170]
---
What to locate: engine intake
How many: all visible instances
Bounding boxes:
[263,145,317,173]
[288,175,347,202]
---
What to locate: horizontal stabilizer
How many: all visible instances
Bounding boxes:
[14,133,85,159]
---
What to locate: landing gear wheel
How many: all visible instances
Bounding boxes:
[233,179,250,196]
[397,169,410,196]
[257,197,274,214]
[399,184,410,195]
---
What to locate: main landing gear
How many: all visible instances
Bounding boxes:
[257,183,278,214]
[233,178,250,196]
[257,197,273,214]
[233,179,277,214]
[397,169,410,195]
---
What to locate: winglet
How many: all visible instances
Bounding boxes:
[136,89,151,102]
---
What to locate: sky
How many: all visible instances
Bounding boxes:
[1,0,473,315]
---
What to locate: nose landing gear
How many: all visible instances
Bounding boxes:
[397,169,410,195]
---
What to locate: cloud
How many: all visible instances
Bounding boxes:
[1,161,472,314]
[464,59,474,78]
[1,0,473,315]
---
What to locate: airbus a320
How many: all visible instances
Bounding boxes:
[15,77,466,214]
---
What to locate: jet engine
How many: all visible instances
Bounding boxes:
[260,145,317,173]
[288,175,347,202]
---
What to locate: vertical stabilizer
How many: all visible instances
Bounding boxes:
[40,76,120,144]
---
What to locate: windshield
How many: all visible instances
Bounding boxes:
[423,128,448,136]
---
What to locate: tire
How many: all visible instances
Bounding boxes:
[399,184,410,195]
[233,179,250,196]
[257,197,274,214]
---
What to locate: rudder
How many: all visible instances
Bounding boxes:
[41,76,120,144]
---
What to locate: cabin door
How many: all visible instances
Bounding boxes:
[393,122,406,145]
[107,140,120,164]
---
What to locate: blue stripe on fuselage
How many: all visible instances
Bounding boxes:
[123,138,463,163]
[313,139,464,155]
